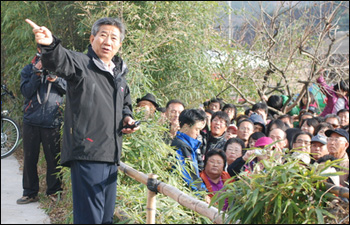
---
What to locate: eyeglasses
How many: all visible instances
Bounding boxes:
[212,118,226,124]
[327,137,347,142]
[295,139,311,145]
[239,127,253,132]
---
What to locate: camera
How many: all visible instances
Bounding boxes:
[123,120,141,129]
[254,149,263,156]
[47,71,57,79]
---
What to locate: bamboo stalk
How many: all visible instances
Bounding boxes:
[119,162,224,224]
[146,174,157,224]
[323,182,349,199]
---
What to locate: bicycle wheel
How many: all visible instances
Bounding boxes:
[1,116,21,159]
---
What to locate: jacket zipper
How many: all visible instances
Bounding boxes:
[25,100,32,112]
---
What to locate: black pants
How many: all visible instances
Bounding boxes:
[22,123,62,197]
[70,160,118,224]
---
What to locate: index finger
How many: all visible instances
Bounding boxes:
[25,19,40,29]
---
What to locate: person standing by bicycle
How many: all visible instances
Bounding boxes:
[17,46,67,204]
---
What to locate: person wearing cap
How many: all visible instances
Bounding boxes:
[249,113,266,134]
[135,93,159,118]
[225,123,238,140]
[325,128,349,187]
[252,102,268,125]
[243,137,276,173]
[227,137,275,177]
[310,134,329,163]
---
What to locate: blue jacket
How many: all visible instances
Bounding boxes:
[171,131,207,192]
[20,63,66,128]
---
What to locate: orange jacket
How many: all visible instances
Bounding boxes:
[200,170,232,199]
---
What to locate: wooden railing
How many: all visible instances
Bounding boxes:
[118,161,349,224]
[118,162,224,224]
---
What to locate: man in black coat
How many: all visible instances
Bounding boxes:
[26,17,138,224]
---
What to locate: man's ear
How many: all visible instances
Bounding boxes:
[89,35,94,44]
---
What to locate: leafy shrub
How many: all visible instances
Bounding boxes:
[212,148,345,224]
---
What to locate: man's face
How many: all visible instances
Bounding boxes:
[166,103,184,125]
[254,124,264,133]
[182,121,206,139]
[311,142,328,160]
[237,121,254,142]
[269,128,287,149]
[293,134,311,153]
[209,102,221,112]
[90,25,122,65]
[325,117,340,129]
[210,116,227,137]
[338,111,349,127]
[327,133,349,159]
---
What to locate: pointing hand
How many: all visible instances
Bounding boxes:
[25,19,53,46]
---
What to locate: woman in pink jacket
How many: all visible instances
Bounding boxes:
[317,74,349,117]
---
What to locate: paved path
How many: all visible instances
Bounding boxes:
[1,154,51,224]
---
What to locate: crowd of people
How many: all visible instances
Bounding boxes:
[135,74,349,209]
[21,16,348,222]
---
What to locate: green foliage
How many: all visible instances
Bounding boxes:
[117,110,211,223]
[212,149,343,224]
[1,1,228,120]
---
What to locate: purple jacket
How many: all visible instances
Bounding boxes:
[317,75,349,117]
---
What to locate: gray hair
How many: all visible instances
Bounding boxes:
[325,114,341,123]
[91,17,125,42]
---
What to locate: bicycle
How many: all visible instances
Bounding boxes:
[1,84,21,159]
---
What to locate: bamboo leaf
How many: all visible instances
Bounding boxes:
[315,208,324,224]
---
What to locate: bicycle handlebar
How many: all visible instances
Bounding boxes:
[1,85,15,99]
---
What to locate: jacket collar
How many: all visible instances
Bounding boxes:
[87,45,127,78]
[176,131,201,150]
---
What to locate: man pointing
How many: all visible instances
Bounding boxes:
[26,17,138,223]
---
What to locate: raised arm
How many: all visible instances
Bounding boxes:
[25,19,53,46]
